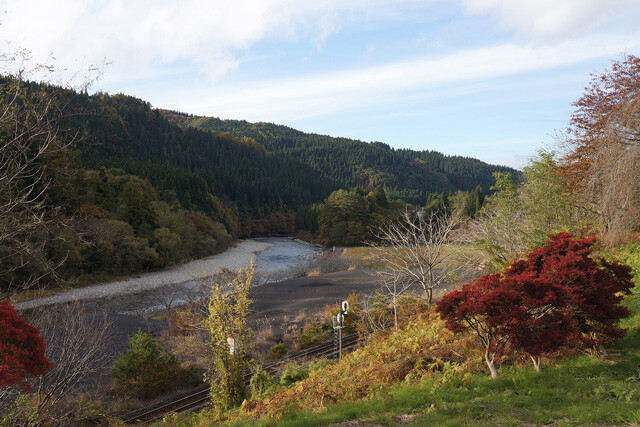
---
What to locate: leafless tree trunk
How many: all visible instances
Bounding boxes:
[586,98,640,245]
[376,273,413,330]
[0,55,90,296]
[369,209,463,305]
[530,355,542,372]
[0,301,113,422]
[485,350,499,378]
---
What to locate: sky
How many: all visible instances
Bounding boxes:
[1,1,640,168]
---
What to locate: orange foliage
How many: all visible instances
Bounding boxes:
[561,55,640,185]
[242,309,481,419]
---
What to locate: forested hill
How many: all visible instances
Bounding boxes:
[75,93,340,217]
[163,111,518,204]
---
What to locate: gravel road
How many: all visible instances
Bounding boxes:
[14,240,271,311]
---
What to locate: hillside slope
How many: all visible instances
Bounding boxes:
[76,94,339,218]
[163,111,519,204]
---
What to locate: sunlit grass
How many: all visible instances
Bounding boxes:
[224,244,640,426]
[242,331,640,426]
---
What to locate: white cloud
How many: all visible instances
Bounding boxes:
[166,32,640,122]
[0,0,429,81]
[462,0,640,40]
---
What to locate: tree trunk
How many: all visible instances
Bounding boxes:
[597,344,609,358]
[484,351,499,378]
[530,355,541,372]
[393,294,398,331]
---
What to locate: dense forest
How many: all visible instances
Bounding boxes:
[163,111,517,204]
[0,76,512,292]
[67,89,511,242]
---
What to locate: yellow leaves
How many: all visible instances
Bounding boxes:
[203,262,255,410]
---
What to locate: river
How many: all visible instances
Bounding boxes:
[14,237,322,313]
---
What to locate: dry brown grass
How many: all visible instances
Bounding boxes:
[255,324,276,346]
[241,309,483,420]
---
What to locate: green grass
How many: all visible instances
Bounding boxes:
[224,244,640,426]
[237,332,640,426]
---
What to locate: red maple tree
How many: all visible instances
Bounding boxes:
[436,233,633,377]
[0,301,53,390]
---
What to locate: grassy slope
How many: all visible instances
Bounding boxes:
[269,334,640,426]
[173,244,640,426]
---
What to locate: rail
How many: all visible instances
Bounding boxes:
[121,333,360,424]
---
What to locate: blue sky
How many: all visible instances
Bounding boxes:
[2,0,640,168]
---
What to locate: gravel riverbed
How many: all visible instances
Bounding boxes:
[14,240,272,311]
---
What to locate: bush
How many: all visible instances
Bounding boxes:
[250,366,277,399]
[270,342,287,358]
[184,365,204,387]
[111,332,179,398]
[308,358,335,373]
[298,323,329,349]
[280,363,308,387]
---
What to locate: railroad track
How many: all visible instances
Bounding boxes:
[121,333,360,424]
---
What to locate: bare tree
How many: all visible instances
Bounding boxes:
[361,292,394,333]
[376,273,414,330]
[465,201,535,267]
[0,301,113,422]
[0,53,92,295]
[30,302,112,416]
[369,209,463,305]
[585,98,640,245]
[155,285,182,330]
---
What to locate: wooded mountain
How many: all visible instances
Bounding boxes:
[77,94,339,218]
[163,111,518,205]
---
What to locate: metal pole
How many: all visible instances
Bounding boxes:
[338,327,342,361]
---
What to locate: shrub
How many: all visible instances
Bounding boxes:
[250,366,277,399]
[0,301,52,390]
[280,363,308,387]
[308,358,334,373]
[270,343,286,358]
[436,233,634,377]
[111,332,179,397]
[184,365,204,387]
[298,323,329,349]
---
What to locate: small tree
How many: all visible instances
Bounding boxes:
[370,209,462,306]
[437,233,633,377]
[202,262,253,411]
[111,332,179,398]
[27,302,113,416]
[436,273,516,378]
[0,301,52,390]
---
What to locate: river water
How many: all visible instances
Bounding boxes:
[129,237,322,312]
[253,237,321,280]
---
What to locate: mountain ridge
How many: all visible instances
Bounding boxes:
[161,109,519,205]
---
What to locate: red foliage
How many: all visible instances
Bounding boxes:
[0,301,53,390]
[436,233,634,374]
[561,55,640,184]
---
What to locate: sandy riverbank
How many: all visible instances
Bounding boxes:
[14,240,272,311]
